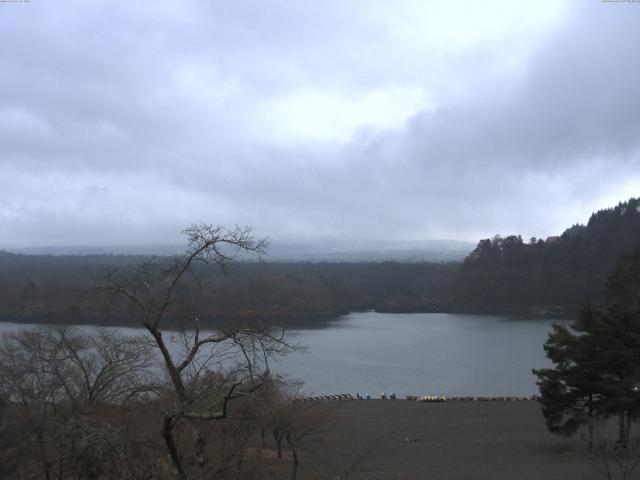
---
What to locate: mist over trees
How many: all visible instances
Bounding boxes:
[1,198,640,326]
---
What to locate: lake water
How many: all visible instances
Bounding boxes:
[0,312,569,397]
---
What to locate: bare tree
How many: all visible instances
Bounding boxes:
[245,378,332,480]
[0,329,62,479]
[283,401,331,480]
[95,224,299,480]
[0,326,157,479]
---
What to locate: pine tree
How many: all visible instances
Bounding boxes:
[534,247,640,445]
[533,307,603,439]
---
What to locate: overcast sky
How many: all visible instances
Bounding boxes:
[0,0,639,248]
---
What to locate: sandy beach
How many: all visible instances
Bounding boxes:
[293,400,609,480]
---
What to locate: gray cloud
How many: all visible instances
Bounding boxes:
[0,1,639,247]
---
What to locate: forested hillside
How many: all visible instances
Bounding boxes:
[452,198,640,316]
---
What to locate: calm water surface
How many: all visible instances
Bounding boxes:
[0,312,568,397]
[277,312,568,396]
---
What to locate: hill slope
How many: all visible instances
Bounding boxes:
[452,198,640,316]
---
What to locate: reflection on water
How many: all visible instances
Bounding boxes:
[0,312,569,396]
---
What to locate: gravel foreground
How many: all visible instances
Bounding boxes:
[294,400,612,480]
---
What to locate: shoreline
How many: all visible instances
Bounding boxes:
[297,394,539,402]
[0,307,570,331]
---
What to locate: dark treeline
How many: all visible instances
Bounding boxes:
[453,198,640,316]
[3,197,640,325]
[0,252,457,327]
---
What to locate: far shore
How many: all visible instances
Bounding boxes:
[0,307,571,331]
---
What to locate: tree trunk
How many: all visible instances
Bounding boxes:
[42,460,52,480]
[36,430,51,480]
[162,415,187,480]
[618,411,629,447]
[273,429,283,459]
[587,395,594,448]
[192,422,206,465]
[286,435,299,480]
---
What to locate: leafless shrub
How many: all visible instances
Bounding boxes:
[250,380,331,480]
[578,431,640,480]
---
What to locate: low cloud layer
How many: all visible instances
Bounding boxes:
[0,1,638,247]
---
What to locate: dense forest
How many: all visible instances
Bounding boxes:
[0,253,457,327]
[2,198,640,326]
[452,198,640,316]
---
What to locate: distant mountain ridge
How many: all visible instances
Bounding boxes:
[4,239,475,263]
[2,199,638,324]
[452,197,640,316]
